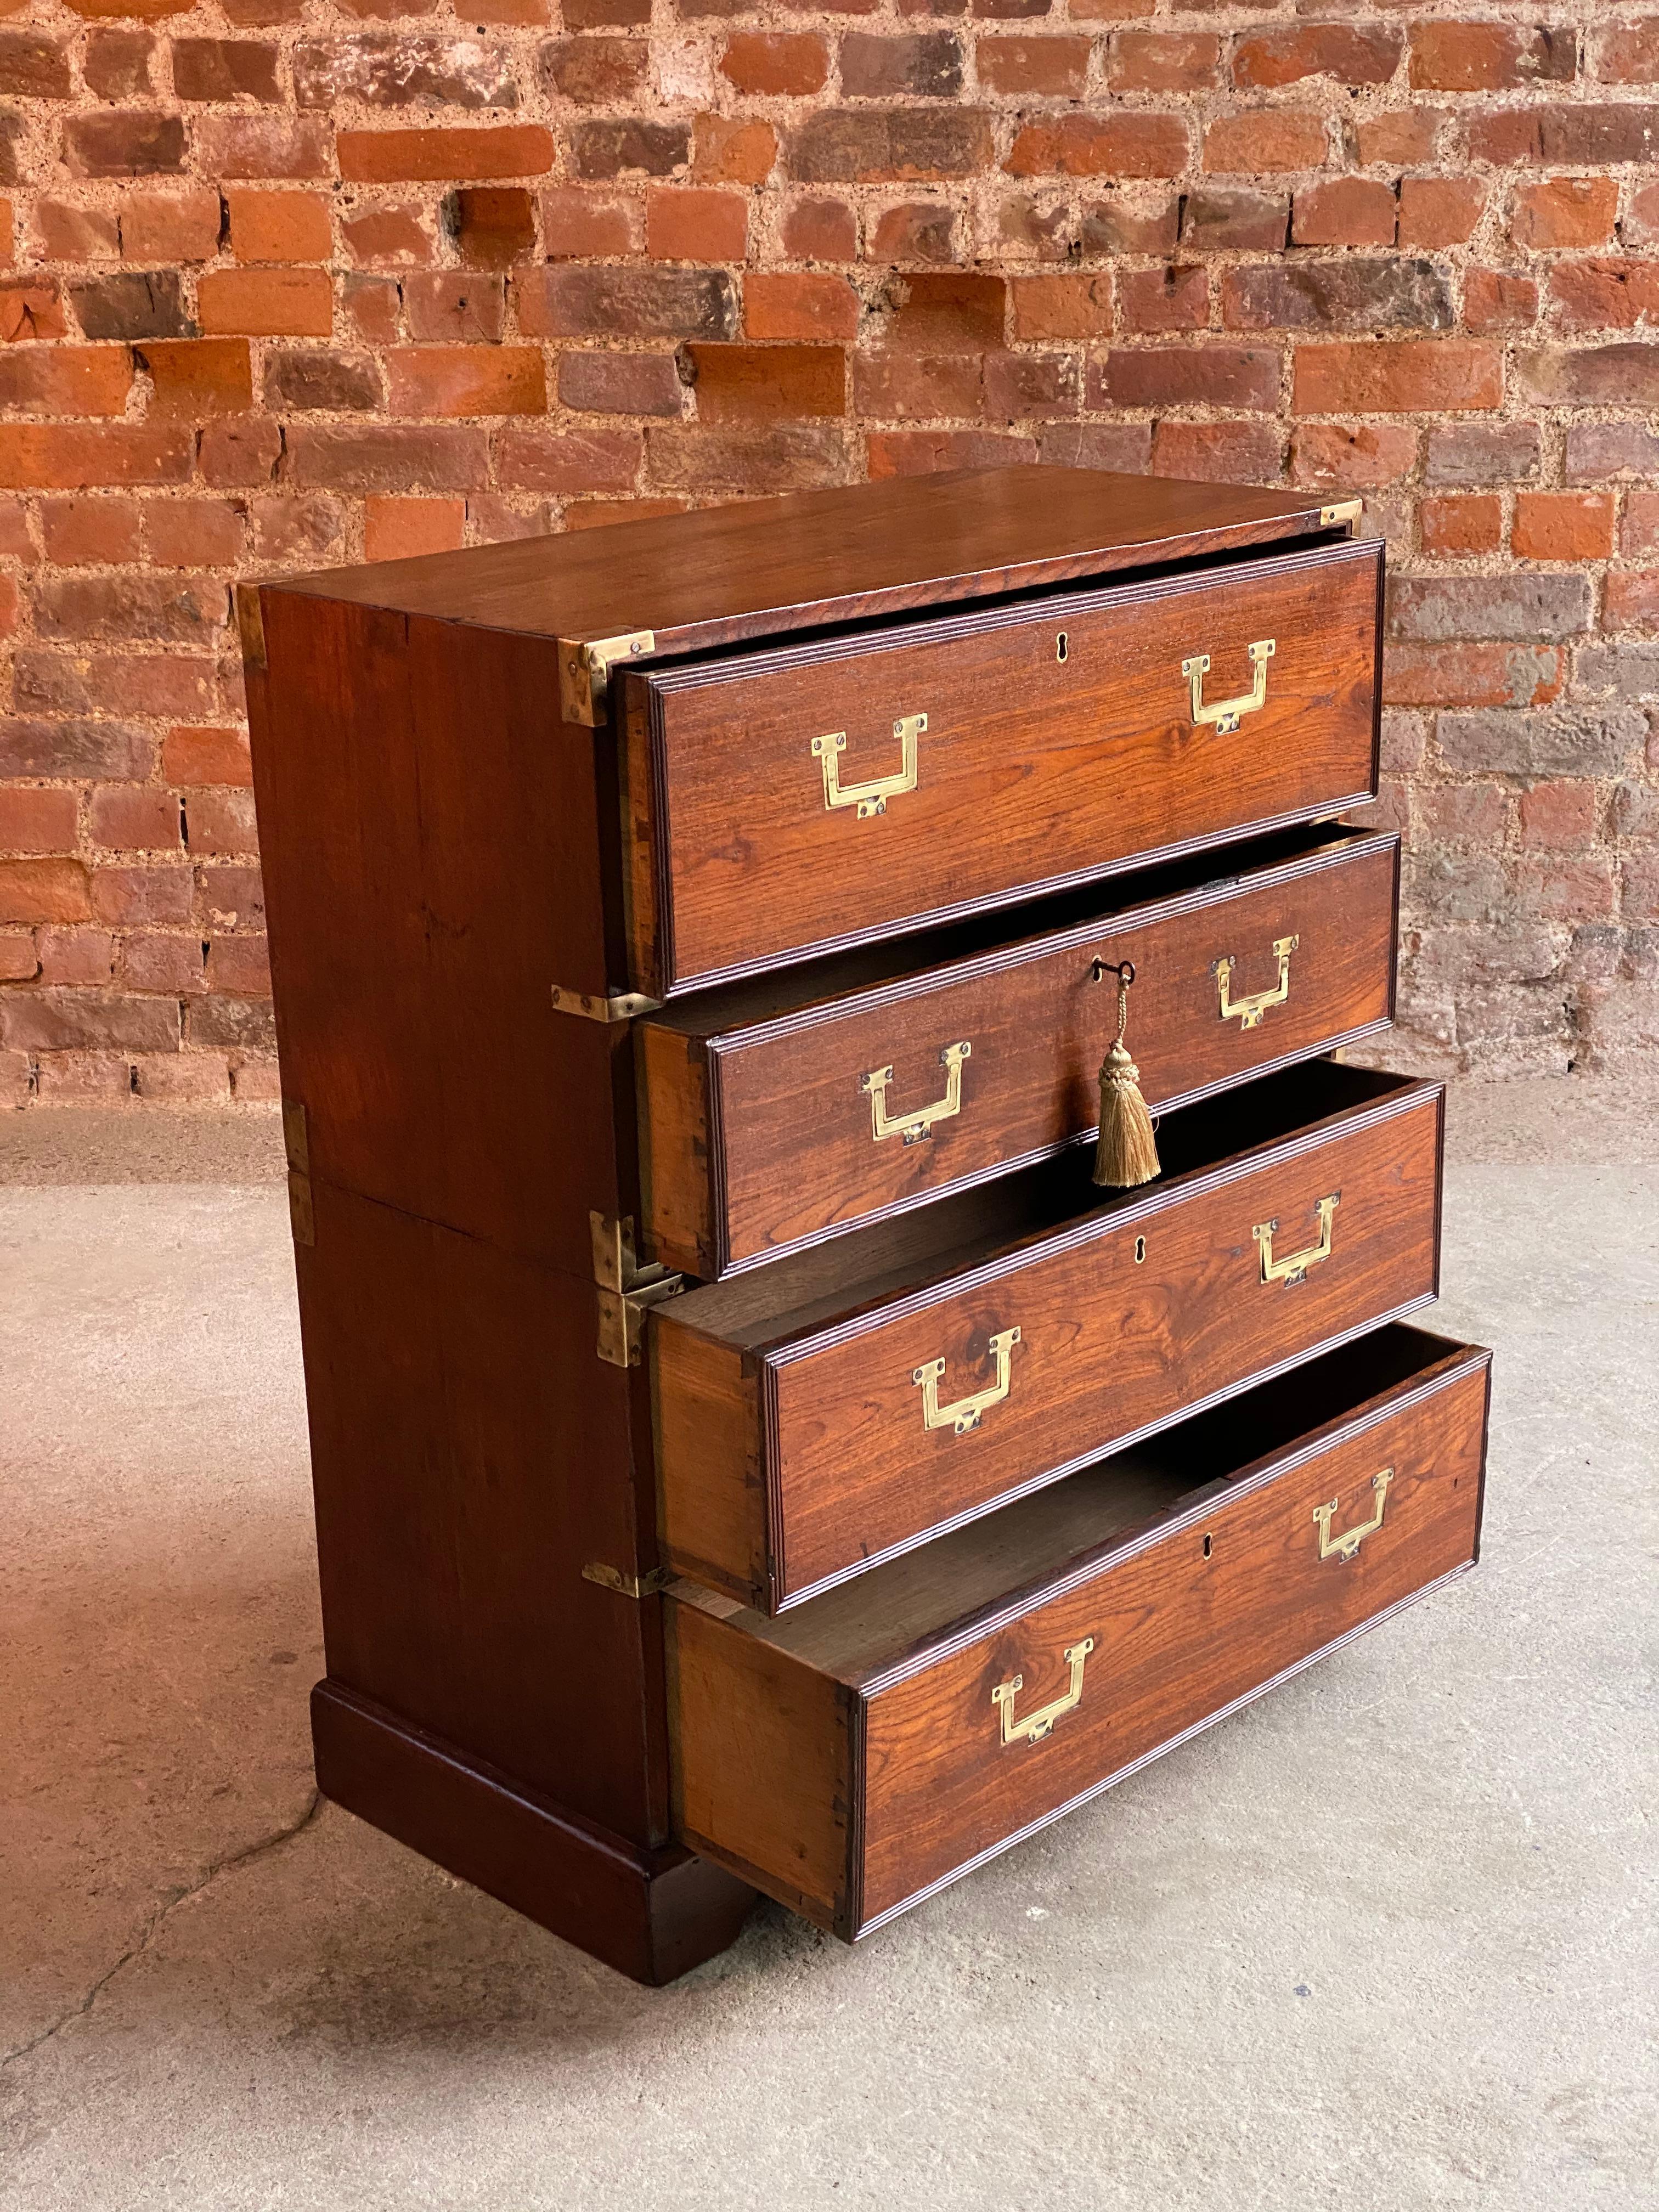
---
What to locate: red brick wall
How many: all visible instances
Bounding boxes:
[2,7,1656,1104]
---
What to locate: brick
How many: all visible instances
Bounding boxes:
[0,938,37,984]
[1410,23,1575,93]
[1117,265,1208,335]
[1515,345,1659,407]
[449,187,535,269]
[1519,780,1598,849]
[84,28,154,97]
[1390,573,1593,642]
[264,348,383,410]
[227,190,331,264]
[977,36,1088,95]
[41,494,140,562]
[1465,269,1538,335]
[198,267,332,337]
[1005,114,1189,179]
[1110,31,1218,94]
[867,428,1037,477]
[138,337,255,416]
[853,351,984,421]
[339,126,554,182]
[0,862,91,927]
[63,111,185,177]
[841,32,962,97]
[1575,642,1659,698]
[172,36,281,101]
[91,786,182,851]
[36,928,116,987]
[1041,422,1155,473]
[1624,494,1659,556]
[1232,24,1401,89]
[539,188,639,259]
[1426,421,1542,486]
[386,346,546,416]
[194,115,332,179]
[362,495,465,560]
[789,108,990,183]
[1550,259,1659,332]
[1592,19,1659,82]
[341,205,435,266]
[1093,345,1279,411]
[647,422,847,492]
[1,987,180,1053]
[1291,421,1419,489]
[1,281,66,340]
[1397,178,1485,250]
[1224,258,1452,334]
[984,351,1078,420]
[782,196,856,261]
[558,349,682,416]
[1203,109,1327,174]
[882,270,1004,347]
[193,864,265,930]
[36,201,121,261]
[745,272,859,340]
[1509,177,1619,251]
[120,187,222,264]
[1438,703,1646,777]
[0,425,192,489]
[0,32,72,97]
[250,493,346,562]
[163,724,252,785]
[1000,196,1074,261]
[1180,190,1288,253]
[403,272,504,342]
[867,204,956,264]
[1292,179,1397,249]
[1010,272,1111,340]
[1151,420,1283,485]
[1419,493,1501,555]
[204,932,270,991]
[1357,111,1442,166]
[720,32,828,95]
[146,500,243,568]
[572,119,690,179]
[14,654,205,724]
[34,572,227,646]
[517,265,737,339]
[693,116,777,185]
[495,426,644,493]
[646,188,747,262]
[342,273,397,342]
[1469,106,1659,167]
[539,36,647,104]
[122,933,206,993]
[68,270,189,341]
[290,423,498,493]
[1565,422,1659,481]
[185,995,275,1051]
[1384,642,1562,710]
[0,345,133,415]
[562,0,648,19]
[1294,340,1501,415]
[684,342,844,421]
[0,788,77,853]
[300,35,517,108]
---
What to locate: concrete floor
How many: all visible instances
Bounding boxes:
[1,1083,1655,2211]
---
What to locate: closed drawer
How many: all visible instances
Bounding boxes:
[667,1324,1490,1940]
[638,827,1398,1278]
[619,537,1382,997]
[652,1062,1442,1613]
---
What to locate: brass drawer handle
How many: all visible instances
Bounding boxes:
[862,1040,970,1146]
[1253,1193,1338,1286]
[913,1325,1020,1435]
[1215,934,1297,1030]
[1314,1469,1392,1561]
[811,712,927,819]
[992,1637,1094,1747]
[1182,638,1275,735]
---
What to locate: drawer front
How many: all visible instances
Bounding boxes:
[760,1082,1441,1607]
[643,832,1398,1278]
[622,538,1382,997]
[855,1354,1488,1927]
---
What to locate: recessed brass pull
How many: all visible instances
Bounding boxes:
[1254,1193,1339,1287]
[1181,638,1275,735]
[1215,934,1298,1030]
[992,1637,1094,1747]
[1313,1469,1392,1561]
[913,1325,1020,1435]
[862,1039,970,1146]
[811,713,926,819]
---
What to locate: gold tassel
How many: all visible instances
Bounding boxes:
[1092,960,1161,1191]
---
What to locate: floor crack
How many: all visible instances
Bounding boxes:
[0,1789,324,2072]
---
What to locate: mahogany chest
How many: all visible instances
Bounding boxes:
[243,468,1491,1981]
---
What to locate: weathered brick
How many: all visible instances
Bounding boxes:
[1152,419,1283,484]
[1438,703,1647,777]
[386,345,546,416]
[1203,109,1327,174]
[138,337,255,416]
[1233,24,1401,90]
[263,348,383,410]
[984,351,1079,420]
[0,32,74,97]
[1291,420,1419,489]
[1575,643,1659,698]
[1294,340,1502,415]
[1397,178,1485,250]
[1410,23,1575,93]
[1,281,66,340]
[340,125,554,182]
[195,115,332,180]
[538,37,646,106]
[64,111,185,178]
[867,202,956,264]
[841,32,962,97]
[448,187,535,269]
[868,428,1038,476]
[120,187,222,263]
[146,500,244,569]
[789,107,991,182]
[539,188,639,259]
[721,33,828,96]
[1110,31,1219,93]
[1512,492,1616,561]
[647,422,848,491]
[1010,273,1110,340]
[0,788,77,854]
[1390,573,1593,642]
[0,863,91,928]
[1,989,180,1052]
[69,270,190,341]
[37,201,121,261]
[1384,643,1563,709]
[558,349,683,416]
[83,29,153,98]
[686,342,844,420]
[0,345,133,414]
[172,37,282,101]
[198,266,332,337]
[1006,114,1189,179]
[1465,269,1538,336]
[0,425,193,490]
[1549,259,1659,332]
[783,196,856,261]
[1224,259,1451,334]
[517,264,737,339]
[1565,421,1659,482]
[41,495,140,563]
[163,724,253,785]
[1592,19,1659,83]
[572,119,689,179]
[279,423,490,491]
[341,204,435,265]
[228,190,332,263]
[122,933,206,994]
[1180,189,1288,253]
[1515,344,1659,407]
[37,930,117,989]
[855,350,985,421]
[1093,345,1279,412]
[404,272,504,342]
[646,188,747,262]
[1425,420,1542,485]
[1118,265,1208,334]
[977,35,1088,95]
[1468,105,1659,167]
[693,115,777,185]
[1291,179,1397,249]
[881,270,1005,348]
[1420,494,1501,556]
[91,786,182,852]
[1509,176,1619,251]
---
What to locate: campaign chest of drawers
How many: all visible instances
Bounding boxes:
[243,467,1491,1983]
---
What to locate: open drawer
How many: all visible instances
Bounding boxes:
[667,1324,1491,1940]
[651,1062,1443,1612]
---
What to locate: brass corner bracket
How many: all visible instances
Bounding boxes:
[557,629,656,727]
[550,983,663,1024]
[1318,499,1364,531]
[590,1210,683,1368]
[582,1561,674,1601]
[281,1097,314,1248]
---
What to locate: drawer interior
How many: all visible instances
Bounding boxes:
[667,1059,1427,1348]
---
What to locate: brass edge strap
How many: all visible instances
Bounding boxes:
[550,984,663,1024]
[556,629,656,727]
[1318,499,1364,529]
[582,1562,674,1600]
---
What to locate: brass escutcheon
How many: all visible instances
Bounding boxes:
[862,1040,971,1146]
[1182,639,1276,735]
[812,713,927,819]
[1215,934,1298,1030]
[1254,1193,1339,1286]
[1313,1469,1392,1561]
[913,1327,1020,1435]
[992,1638,1094,1747]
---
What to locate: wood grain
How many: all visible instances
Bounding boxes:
[624,537,1383,995]
[637,829,1398,1277]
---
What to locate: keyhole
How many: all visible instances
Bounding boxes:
[1056,631,1068,662]
[1134,1235,1147,1265]
[1203,1533,1213,1560]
